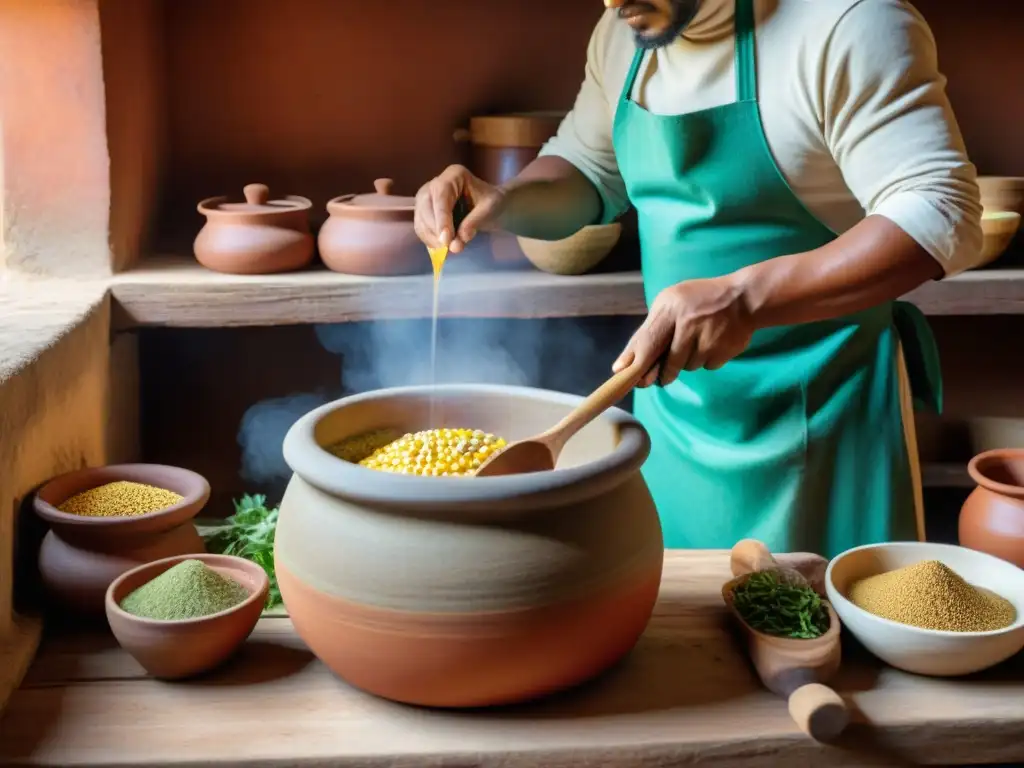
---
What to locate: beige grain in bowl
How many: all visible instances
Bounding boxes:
[517,223,622,275]
[978,176,1024,217]
[826,542,1024,676]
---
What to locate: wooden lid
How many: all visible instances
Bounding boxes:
[462,111,567,148]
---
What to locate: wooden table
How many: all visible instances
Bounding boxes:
[0,550,1021,767]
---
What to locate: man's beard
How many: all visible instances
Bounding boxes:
[622,0,701,49]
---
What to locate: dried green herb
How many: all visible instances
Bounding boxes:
[731,570,830,639]
[120,559,248,621]
[201,494,281,610]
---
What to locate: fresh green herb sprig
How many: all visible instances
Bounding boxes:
[731,570,829,639]
[200,494,281,610]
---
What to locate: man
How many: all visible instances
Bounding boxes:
[413,0,983,557]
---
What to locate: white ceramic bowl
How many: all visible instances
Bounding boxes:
[826,541,1024,676]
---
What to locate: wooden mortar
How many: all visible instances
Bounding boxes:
[722,539,848,742]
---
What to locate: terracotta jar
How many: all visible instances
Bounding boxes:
[33,464,210,617]
[454,112,567,187]
[195,183,314,274]
[959,449,1024,568]
[276,384,664,708]
[319,178,428,276]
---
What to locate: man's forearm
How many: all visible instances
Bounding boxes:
[730,215,945,330]
[495,157,604,240]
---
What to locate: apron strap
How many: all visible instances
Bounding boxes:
[735,0,757,103]
[892,301,944,414]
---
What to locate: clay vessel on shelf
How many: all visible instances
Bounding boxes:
[454,112,566,269]
[959,448,1024,567]
[319,178,428,276]
[195,183,314,274]
[33,464,210,617]
[276,384,664,708]
[106,553,269,680]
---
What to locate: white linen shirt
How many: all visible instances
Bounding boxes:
[538,0,984,275]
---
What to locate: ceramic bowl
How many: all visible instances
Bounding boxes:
[106,553,269,679]
[978,176,1024,217]
[277,383,664,708]
[979,210,1021,265]
[33,464,210,616]
[517,223,623,275]
[826,541,1024,676]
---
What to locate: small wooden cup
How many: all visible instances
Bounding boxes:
[723,540,848,742]
[106,553,269,680]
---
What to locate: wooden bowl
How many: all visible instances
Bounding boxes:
[106,553,269,679]
[978,176,1024,217]
[979,210,1021,266]
[33,464,210,616]
[825,542,1024,677]
[517,223,622,275]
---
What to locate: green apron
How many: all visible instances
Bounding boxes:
[613,0,942,558]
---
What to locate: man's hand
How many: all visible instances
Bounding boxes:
[413,165,506,254]
[613,276,755,387]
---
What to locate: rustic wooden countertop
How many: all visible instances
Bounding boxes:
[1,550,1021,767]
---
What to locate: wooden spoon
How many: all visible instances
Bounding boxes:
[475,359,647,477]
[723,539,848,742]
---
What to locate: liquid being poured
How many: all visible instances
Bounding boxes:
[427,245,448,425]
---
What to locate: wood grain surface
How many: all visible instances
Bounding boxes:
[110,259,1024,328]
[1,550,1021,767]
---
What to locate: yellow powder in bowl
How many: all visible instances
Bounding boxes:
[848,559,1016,633]
[58,481,184,518]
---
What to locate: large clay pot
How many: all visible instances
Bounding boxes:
[959,449,1024,568]
[195,183,314,274]
[33,464,210,617]
[277,384,664,708]
[319,178,428,276]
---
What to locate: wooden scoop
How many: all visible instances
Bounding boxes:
[475,359,647,477]
[723,539,848,742]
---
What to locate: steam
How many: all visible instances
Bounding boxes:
[238,391,332,485]
[237,314,636,488]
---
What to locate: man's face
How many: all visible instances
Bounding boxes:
[604,0,701,49]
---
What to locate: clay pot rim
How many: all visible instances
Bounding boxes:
[33,463,211,530]
[825,541,1024,638]
[197,194,313,218]
[105,553,269,628]
[282,383,651,512]
[967,448,1024,500]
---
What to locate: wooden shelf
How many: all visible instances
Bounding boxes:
[2,550,1022,767]
[921,462,973,488]
[109,258,1024,328]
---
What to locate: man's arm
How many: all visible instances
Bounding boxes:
[493,11,627,241]
[730,0,982,329]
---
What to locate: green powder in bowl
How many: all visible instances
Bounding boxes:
[120,559,250,621]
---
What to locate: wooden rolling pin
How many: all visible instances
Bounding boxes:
[723,539,849,742]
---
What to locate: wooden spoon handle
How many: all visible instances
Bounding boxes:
[787,683,849,742]
[731,539,778,577]
[542,359,647,454]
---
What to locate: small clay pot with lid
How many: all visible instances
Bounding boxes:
[195,184,314,274]
[319,178,427,276]
[959,448,1024,567]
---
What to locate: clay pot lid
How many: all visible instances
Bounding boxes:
[198,184,312,216]
[337,179,415,210]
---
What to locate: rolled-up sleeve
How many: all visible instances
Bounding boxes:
[538,13,630,224]
[820,0,983,276]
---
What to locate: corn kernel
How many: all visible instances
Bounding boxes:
[354,428,506,477]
